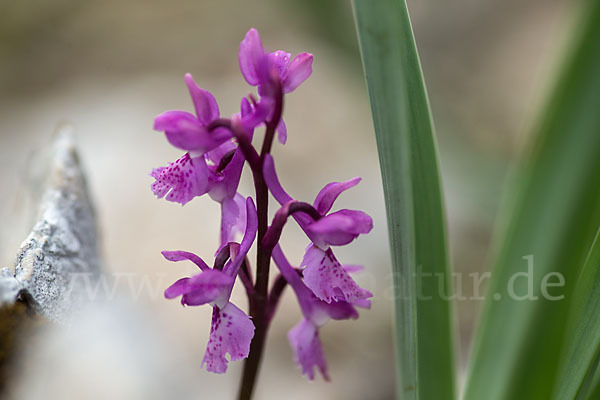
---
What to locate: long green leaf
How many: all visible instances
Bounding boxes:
[463,1,600,399]
[553,228,600,399]
[577,352,600,400]
[352,1,455,399]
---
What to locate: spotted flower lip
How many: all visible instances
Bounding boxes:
[301,244,373,304]
[150,153,209,205]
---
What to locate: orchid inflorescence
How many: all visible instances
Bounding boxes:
[150,28,373,396]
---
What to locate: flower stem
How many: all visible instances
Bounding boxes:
[237,82,284,400]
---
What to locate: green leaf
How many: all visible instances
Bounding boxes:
[463,1,600,399]
[577,352,600,400]
[352,1,455,399]
[553,228,600,399]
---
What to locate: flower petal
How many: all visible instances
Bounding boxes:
[276,117,287,144]
[181,269,234,308]
[343,264,364,274]
[315,298,359,322]
[155,111,231,154]
[240,96,273,132]
[223,198,258,278]
[161,250,210,271]
[241,97,253,117]
[301,245,372,304]
[239,28,265,86]
[150,153,210,205]
[313,177,362,215]
[210,148,245,202]
[283,52,313,93]
[184,73,219,125]
[288,319,329,381]
[164,277,191,299]
[219,194,247,245]
[263,154,294,204]
[202,303,255,373]
[263,155,314,228]
[153,110,199,132]
[305,209,373,247]
[269,50,291,78]
[205,139,237,165]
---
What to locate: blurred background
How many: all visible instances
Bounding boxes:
[0,0,578,398]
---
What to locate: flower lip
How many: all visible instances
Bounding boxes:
[202,302,255,374]
[288,318,330,381]
[301,245,373,304]
[150,153,210,205]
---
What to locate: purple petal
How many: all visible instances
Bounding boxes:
[239,28,265,86]
[277,117,287,144]
[272,245,313,310]
[268,50,291,78]
[344,264,364,274]
[164,277,190,299]
[315,299,359,321]
[202,303,255,373]
[305,209,373,247]
[223,198,258,278]
[263,155,313,228]
[240,96,273,132]
[154,110,199,132]
[184,73,219,125]
[181,269,234,308]
[208,148,245,203]
[155,111,232,154]
[263,154,294,204]
[205,139,237,165]
[313,177,361,215]
[282,52,313,93]
[353,299,372,309]
[301,245,372,304]
[161,250,210,271]
[241,97,253,117]
[219,194,247,245]
[288,319,329,381]
[150,154,210,205]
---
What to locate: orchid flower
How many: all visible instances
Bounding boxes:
[163,198,257,373]
[272,245,369,380]
[263,154,373,304]
[238,28,313,144]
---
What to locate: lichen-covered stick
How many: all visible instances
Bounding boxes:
[150,28,373,400]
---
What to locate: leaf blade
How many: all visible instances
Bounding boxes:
[463,1,600,399]
[352,1,456,399]
[553,228,600,399]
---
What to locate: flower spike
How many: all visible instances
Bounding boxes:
[153,27,372,387]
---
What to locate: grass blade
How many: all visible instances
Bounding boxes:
[352,1,456,399]
[463,1,600,399]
